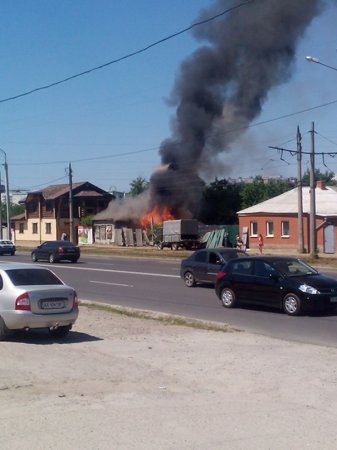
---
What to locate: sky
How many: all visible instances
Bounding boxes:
[1,0,337,195]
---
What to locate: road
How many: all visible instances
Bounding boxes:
[6,252,337,347]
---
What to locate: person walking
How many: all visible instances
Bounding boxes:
[258,233,264,254]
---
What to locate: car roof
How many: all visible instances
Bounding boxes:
[229,255,300,263]
[0,262,52,271]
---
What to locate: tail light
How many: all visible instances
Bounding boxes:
[73,290,79,308]
[216,271,227,280]
[57,246,64,254]
[15,292,31,311]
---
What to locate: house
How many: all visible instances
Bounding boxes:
[237,180,337,254]
[12,182,113,244]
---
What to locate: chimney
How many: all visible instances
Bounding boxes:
[316,180,326,190]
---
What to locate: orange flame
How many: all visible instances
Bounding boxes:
[140,206,175,228]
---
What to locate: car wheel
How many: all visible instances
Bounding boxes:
[157,243,163,250]
[49,253,56,263]
[31,252,38,262]
[220,287,237,308]
[172,243,178,251]
[10,251,15,256]
[0,317,10,341]
[283,293,301,316]
[184,271,196,287]
[49,325,71,338]
[71,258,79,263]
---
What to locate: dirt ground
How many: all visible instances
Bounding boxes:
[1,304,337,450]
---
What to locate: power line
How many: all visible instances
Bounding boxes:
[0,1,252,105]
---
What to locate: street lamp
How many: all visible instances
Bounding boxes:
[306,55,337,72]
[0,149,11,240]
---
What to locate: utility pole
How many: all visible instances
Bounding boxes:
[68,163,74,242]
[309,122,316,257]
[0,171,2,240]
[4,158,10,240]
[297,126,304,253]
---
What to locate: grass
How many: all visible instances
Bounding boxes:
[81,301,240,333]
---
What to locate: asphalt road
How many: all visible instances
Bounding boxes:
[6,252,337,347]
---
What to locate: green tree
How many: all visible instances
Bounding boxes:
[198,178,242,224]
[129,176,149,197]
[302,168,336,186]
[240,176,294,209]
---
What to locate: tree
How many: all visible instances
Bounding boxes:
[129,177,149,197]
[198,178,242,224]
[240,177,294,209]
[302,168,337,186]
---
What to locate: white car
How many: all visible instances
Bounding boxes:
[0,263,79,340]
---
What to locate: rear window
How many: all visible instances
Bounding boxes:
[6,269,63,286]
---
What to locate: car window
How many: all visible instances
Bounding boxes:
[273,259,317,276]
[6,269,63,286]
[231,260,252,275]
[60,241,75,247]
[254,260,276,277]
[209,252,222,265]
[195,251,207,263]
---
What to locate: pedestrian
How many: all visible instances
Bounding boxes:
[61,232,67,241]
[258,233,264,254]
[236,233,243,250]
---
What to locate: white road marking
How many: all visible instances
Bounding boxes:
[90,281,133,287]
[24,262,180,278]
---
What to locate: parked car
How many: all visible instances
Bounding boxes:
[0,240,16,256]
[180,247,248,287]
[0,262,79,340]
[215,256,337,315]
[31,240,80,263]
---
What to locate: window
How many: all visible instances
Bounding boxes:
[254,260,276,277]
[45,223,52,234]
[266,221,274,237]
[250,221,258,237]
[281,221,290,237]
[19,223,24,234]
[232,260,252,275]
[32,223,38,234]
[194,251,207,263]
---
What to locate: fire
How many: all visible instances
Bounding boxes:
[140,206,175,228]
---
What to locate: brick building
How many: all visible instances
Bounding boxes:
[238,181,337,254]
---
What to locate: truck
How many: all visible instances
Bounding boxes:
[156,219,200,250]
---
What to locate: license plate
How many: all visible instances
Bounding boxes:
[41,300,65,309]
[330,297,337,303]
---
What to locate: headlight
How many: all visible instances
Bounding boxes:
[299,284,320,295]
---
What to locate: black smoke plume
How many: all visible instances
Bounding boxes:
[149,0,324,218]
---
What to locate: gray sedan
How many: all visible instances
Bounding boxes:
[180,247,248,287]
[0,263,79,340]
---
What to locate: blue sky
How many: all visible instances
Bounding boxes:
[1,0,337,194]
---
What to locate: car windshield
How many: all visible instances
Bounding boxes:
[273,259,317,277]
[6,269,64,286]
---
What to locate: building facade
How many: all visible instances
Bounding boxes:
[12,182,113,244]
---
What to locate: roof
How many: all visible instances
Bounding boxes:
[238,186,337,217]
[26,182,112,201]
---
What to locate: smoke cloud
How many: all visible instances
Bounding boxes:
[105,0,325,222]
[150,0,324,217]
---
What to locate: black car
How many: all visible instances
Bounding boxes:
[31,240,80,263]
[180,247,248,287]
[0,240,16,255]
[215,256,337,315]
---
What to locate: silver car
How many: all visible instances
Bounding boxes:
[0,263,79,340]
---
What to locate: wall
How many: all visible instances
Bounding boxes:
[239,213,337,254]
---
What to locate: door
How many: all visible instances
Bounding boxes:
[324,224,335,254]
